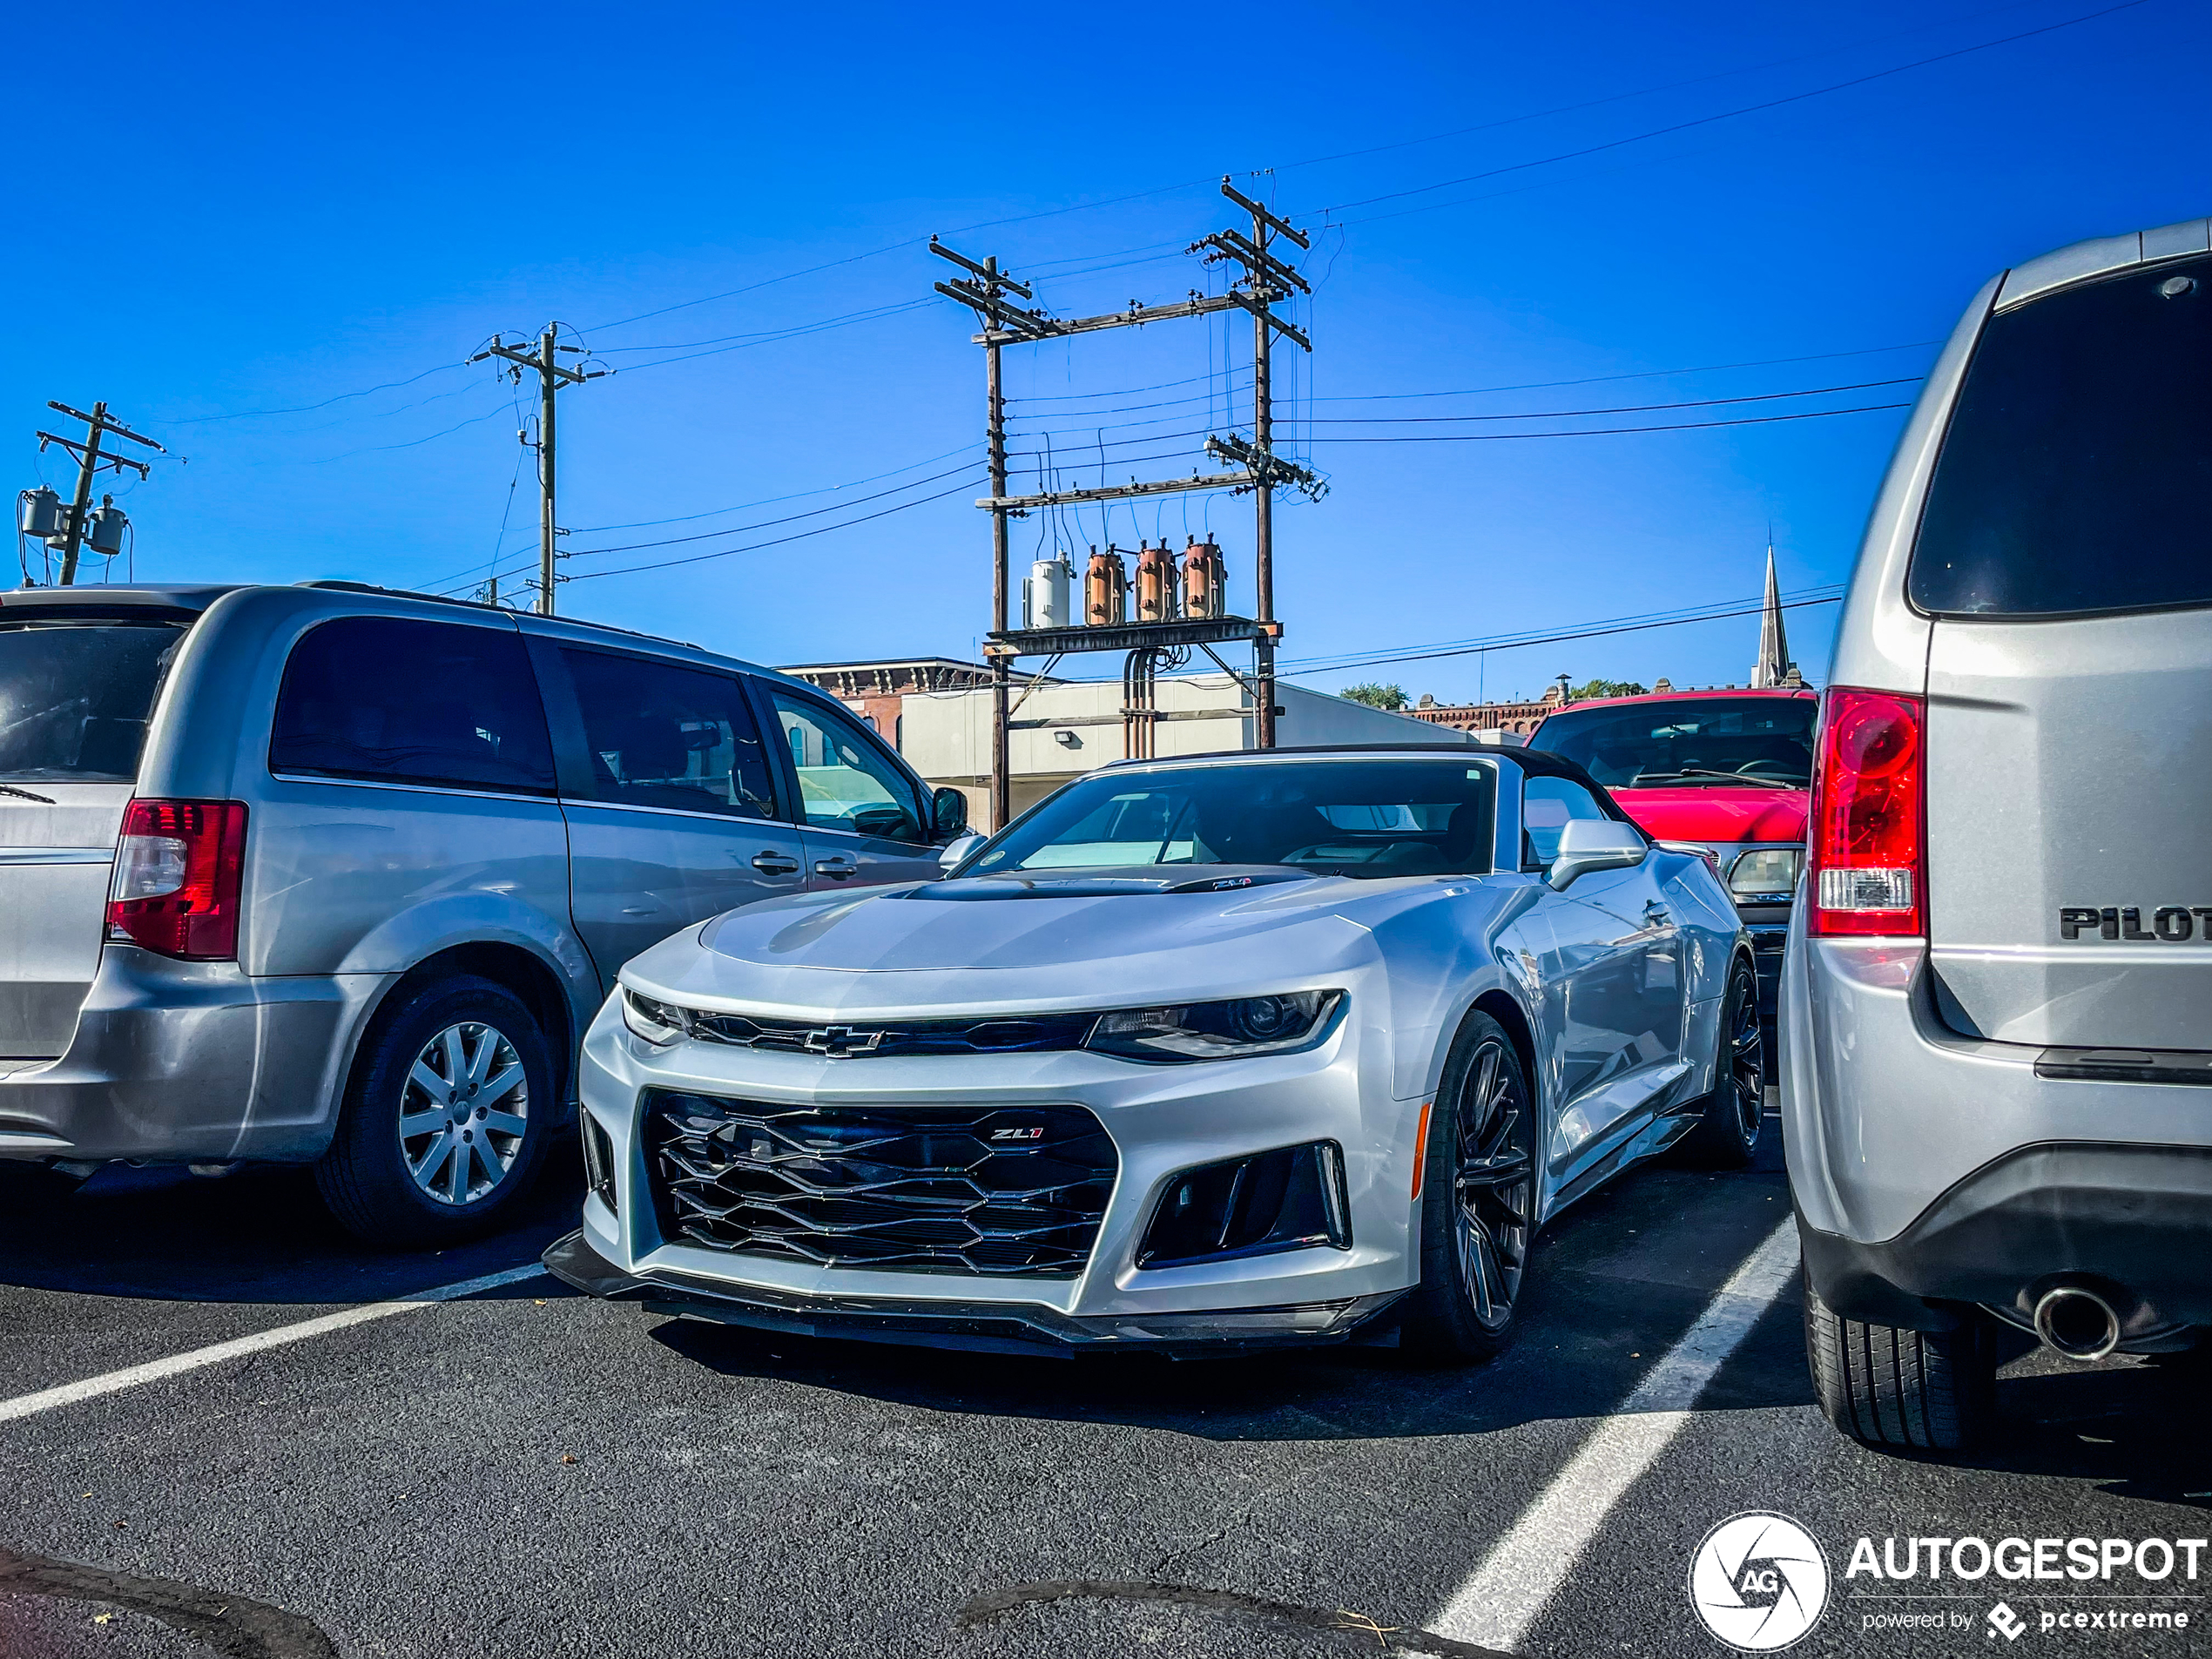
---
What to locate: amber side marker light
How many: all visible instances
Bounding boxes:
[1410,1102,1433,1199]
[1806,688,1925,938]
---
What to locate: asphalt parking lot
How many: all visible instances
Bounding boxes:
[3,1108,2208,1659]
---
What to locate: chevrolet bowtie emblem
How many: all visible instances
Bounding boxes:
[801,1026,886,1056]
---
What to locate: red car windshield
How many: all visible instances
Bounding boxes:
[1530,696,1815,790]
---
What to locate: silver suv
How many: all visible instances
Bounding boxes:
[0,582,968,1243]
[1786,216,2212,1450]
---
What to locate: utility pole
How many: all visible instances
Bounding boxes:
[930,240,1027,830]
[33,402,163,585]
[470,325,605,616]
[1203,180,1314,752]
[935,184,1322,819]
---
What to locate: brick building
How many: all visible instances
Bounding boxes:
[777,658,1006,752]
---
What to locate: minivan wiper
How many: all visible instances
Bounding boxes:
[0,784,55,803]
[1629,768,1797,790]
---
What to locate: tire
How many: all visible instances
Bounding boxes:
[1399,1012,1538,1364]
[1803,1276,1993,1452]
[315,974,553,1247]
[1671,954,1764,1169]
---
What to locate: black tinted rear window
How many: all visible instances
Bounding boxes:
[0,619,185,781]
[1911,252,2212,617]
[270,616,555,794]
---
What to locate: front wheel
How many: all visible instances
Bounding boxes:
[1399,1013,1538,1363]
[316,974,553,1247]
[1671,954,1764,1169]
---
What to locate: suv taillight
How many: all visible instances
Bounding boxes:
[1806,689,1924,937]
[108,799,248,960]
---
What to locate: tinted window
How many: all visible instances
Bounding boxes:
[0,619,184,781]
[1911,253,2212,617]
[768,691,924,841]
[970,760,1498,879]
[1521,776,1610,869]
[270,617,555,793]
[563,649,778,819]
[1529,697,1815,789]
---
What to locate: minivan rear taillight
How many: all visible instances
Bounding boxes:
[1807,690,1925,937]
[108,799,248,960]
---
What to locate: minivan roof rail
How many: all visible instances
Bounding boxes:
[296,579,713,657]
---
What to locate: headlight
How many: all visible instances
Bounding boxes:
[621,988,691,1045]
[1085,991,1343,1062]
[1730,847,1803,898]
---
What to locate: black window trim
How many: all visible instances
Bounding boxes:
[757,680,933,847]
[266,611,560,799]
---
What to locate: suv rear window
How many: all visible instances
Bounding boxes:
[1911,252,2211,617]
[270,616,556,794]
[0,618,185,781]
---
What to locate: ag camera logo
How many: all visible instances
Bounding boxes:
[1689,1513,1831,1651]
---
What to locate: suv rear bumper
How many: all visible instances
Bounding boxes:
[1782,928,2212,1339]
[0,947,386,1164]
[1799,1143,2212,1338]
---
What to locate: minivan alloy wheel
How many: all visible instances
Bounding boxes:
[1453,1036,1535,1331]
[399,1022,529,1205]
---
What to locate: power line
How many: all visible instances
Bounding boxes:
[558,460,988,557]
[1281,593,1848,677]
[1302,376,1921,423]
[1306,401,1912,443]
[1303,0,2157,221]
[563,441,983,535]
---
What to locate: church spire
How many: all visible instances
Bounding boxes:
[1751,544,1795,688]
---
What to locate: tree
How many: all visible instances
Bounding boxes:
[1568,678,1647,701]
[1339,682,1408,711]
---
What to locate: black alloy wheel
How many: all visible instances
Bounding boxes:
[1402,1011,1538,1362]
[1673,955,1764,1168]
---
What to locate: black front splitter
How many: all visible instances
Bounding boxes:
[541,1230,1402,1360]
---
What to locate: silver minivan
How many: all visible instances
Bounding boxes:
[0,582,969,1242]
[1785,216,2212,1450]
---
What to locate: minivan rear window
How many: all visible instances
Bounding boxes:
[1911,252,2211,617]
[0,619,185,781]
[270,616,556,794]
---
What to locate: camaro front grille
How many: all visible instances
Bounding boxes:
[685,1010,1096,1058]
[642,1091,1118,1277]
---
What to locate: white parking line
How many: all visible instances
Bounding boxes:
[0,1262,549,1426]
[1428,1216,1801,1651]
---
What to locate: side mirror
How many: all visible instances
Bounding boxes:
[931,785,970,843]
[1548,818,1647,891]
[938,830,983,874]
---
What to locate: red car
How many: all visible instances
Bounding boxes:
[1526,686,1816,1032]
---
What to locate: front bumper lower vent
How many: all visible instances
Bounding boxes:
[642,1091,1117,1277]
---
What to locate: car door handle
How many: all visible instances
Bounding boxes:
[1643,900,1670,923]
[751,852,801,876]
[813,855,859,880]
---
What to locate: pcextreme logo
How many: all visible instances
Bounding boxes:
[1689,1512,1831,1651]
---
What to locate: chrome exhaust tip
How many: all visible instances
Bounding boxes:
[2033,1285,2121,1362]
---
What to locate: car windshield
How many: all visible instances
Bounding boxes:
[1529,696,1815,789]
[0,618,186,781]
[967,758,1500,879]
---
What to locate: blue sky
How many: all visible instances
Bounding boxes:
[7,1,2204,702]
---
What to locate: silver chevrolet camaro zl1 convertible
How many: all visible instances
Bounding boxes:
[545,745,1760,1359]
